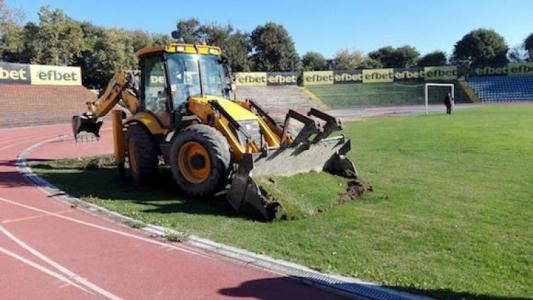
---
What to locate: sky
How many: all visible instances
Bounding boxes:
[10,0,533,58]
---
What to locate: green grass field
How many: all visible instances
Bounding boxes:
[32,105,533,299]
[306,82,469,109]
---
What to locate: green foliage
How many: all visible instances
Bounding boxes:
[333,49,362,70]
[28,6,85,65]
[359,57,383,69]
[301,51,328,71]
[171,19,252,72]
[368,46,395,67]
[250,22,300,71]
[368,45,420,68]
[525,33,533,61]
[171,18,200,43]
[417,51,447,66]
[0,3,170,88]
[198,23,252,72]
[507,45,528,63]
[393,45,420,67]
[452,28,509,66]
[0,0,25,62]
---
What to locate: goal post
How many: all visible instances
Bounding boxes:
[425,83,454,115]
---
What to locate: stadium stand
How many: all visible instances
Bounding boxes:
[236,86,315,113]
[0,85,96,128]
[468,76,533,103]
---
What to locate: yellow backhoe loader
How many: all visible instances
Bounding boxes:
[72,43,360,220]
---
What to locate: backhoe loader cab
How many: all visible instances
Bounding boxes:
[73,43,361,221]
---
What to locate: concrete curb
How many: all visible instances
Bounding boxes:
[17,135,429,300]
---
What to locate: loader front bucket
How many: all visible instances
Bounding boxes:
[72,114,103,143]
[227,135,358,221]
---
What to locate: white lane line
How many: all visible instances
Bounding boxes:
[0,136,62,152]
[0,225,121,300]
[0,127,112,152]
[0,133,49,147]
[2,209,73,224]
[0,196,205,257]
[0,245,92,294]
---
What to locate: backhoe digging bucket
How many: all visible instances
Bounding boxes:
[72,114,103,143]
[227,108,360,221]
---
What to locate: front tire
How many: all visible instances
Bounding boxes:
[170,124,231,196]
[127,122,159,184]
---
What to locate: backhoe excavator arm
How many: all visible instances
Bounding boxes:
[72,70,139,142]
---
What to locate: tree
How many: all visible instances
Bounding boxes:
[171,20,252,72]
[452,28,508,66]
[332,49,362,70]
[28,6,85,65]
[508,45,528,62]
[301,51,328,70]
[0,0,24,25]
[359,57,383,69]
[368,46,395,67]
[392,46,420,68]
[130,29,153,52]
[525,33,533,61]
[0,0,25,61]
[172,18,200,43]
[418,51,447,66]
[250,22,299,71]
[196,24,252,72]
[83,28,139,88]
[152,33,172,46]
[368,45,420,68]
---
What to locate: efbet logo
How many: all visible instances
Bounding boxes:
[36,70,79,82]
[234,72,298,86]
[234,72,267,86]
[508,62,533,76]
[333,70,363,84]
[362,68,394,83]
[266,72,297,86]
[423,66,457,80]
[0,63,31,84]
[30,65,81,85]
[303,71,334,85]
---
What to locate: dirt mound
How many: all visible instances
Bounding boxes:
[337,180,373,204]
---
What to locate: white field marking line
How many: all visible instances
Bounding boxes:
[0,196,205,258]
[0,225,121,300]
[0,246,92,294]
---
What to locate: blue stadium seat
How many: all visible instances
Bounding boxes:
[468,76,533,103]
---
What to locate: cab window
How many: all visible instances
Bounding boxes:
[143,56,168,116]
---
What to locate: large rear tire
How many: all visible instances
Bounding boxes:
[127,122,159,184]
[170,124,231,196]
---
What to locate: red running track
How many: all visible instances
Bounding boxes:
[0,123,342,299]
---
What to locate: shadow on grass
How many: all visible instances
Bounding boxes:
[34,164,243,219]
[385,285,530,300]
[219,277,529,300]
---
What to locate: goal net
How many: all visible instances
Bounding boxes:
[425,83,454,114]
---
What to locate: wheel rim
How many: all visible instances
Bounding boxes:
[128,138,138,174]
[178,141,211,184]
